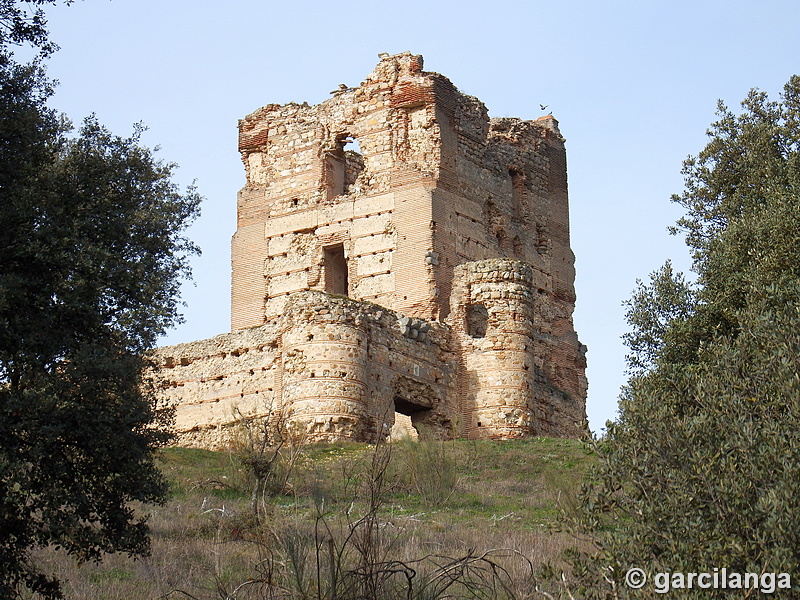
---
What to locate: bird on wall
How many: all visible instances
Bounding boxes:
[329,83,354,95]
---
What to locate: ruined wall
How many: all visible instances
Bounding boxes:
[154,52,587,447]
[233,53,441,328]
[154,291,457,448]
[155,264,583,446]
[155,326,281,449]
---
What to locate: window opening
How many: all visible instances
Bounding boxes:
[466,304,488,338]
[326,153,345,199]
[326,136,365,199]
[324,244,348,296]
[343,136,365,194]
[343,137,361,154]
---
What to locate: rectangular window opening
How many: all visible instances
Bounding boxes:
[324,244,348,297]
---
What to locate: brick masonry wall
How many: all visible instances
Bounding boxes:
[153,52,587,447]
[153,291,458,447]
[153,325,281,448]
[231,53,442,327]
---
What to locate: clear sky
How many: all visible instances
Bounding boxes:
[25,0,800,433]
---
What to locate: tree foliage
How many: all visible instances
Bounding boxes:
[621,260,694,375]
[0,49,200,598]
[0,0,66,55]
[572,77,800,598]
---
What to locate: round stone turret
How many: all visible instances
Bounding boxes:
[450,259,538,439]
[280,294,373,441]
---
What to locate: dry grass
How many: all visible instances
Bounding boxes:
[23,437,595,599]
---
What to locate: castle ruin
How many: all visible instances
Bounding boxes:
[154,52,587,448]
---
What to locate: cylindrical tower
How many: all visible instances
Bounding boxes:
[452,259,538,439]
[279,293,373,442]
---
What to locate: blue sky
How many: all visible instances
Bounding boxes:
[27,0,800,433]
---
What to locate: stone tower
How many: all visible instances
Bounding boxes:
[154,53,587,447]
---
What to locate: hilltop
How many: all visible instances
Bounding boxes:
[29,437,595,599]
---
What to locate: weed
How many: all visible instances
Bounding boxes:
[394,436,468,507]
[19,437,593,599]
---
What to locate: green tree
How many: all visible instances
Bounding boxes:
[621,260,694,375]
[0,52,201,598]
[571,77,800,599]
[0,0,65,55]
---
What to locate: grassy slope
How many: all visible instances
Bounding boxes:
[29,437,595,599]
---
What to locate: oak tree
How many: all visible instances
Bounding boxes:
[0,51,201,598]
[572,77,800,599]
